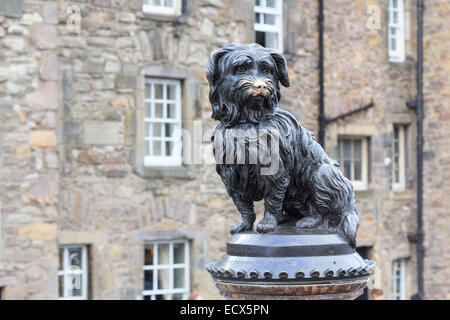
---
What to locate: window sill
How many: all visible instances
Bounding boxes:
[133,165,196,180]
[390,189,413,200]
[141,11,181,22]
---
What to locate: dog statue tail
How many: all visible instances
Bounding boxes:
[340,210,359,248]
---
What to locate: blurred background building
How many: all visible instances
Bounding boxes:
[0,0,448,300]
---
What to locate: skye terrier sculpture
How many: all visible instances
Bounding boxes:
[207,43,359,247]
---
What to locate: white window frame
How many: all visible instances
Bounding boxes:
[143,240,190,300]
[142,0,181,16]
[392,258,406,300]
[392,124,407,192]
[144,78,183,167]
[338,137,369,191]
[58,245,88,300]
[388,0,405,62]
[254,0,284,52]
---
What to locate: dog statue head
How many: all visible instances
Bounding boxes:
[206,43,290,127]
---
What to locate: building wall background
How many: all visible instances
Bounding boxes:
[0,0,448,299]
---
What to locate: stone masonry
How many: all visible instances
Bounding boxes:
[0,0,448,300]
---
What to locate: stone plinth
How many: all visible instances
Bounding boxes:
[206,226,376,300]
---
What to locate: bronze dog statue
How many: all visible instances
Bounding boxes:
[207,43,359,247]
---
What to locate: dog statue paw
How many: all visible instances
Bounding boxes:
[230,218,254,234]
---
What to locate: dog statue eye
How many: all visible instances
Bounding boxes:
[236,66,247,73]
[261,68,271,74]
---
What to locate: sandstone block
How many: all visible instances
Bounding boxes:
[0,0,24,18]
[29,130,57,148]
[31,24,57,49]
[17,223,57,240]
[43,2,58,24]
[83,121,122,145]
[25,82,58,110]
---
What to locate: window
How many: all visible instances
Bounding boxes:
[142,0,181,16]
[388,0,405,62]
[392,258,406,300]
[392,124,407,192]
[338,137,369,190]
[144,78,182,166]
[254,0,283,52]
[58,245,89,300]
[143,240,190,300]
[0,287,3,300]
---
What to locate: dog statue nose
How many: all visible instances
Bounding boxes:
[253,81,267,90]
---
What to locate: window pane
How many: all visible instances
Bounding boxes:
[167,104,177,119]
[264,14,276,25]
[353,140,362,160]
[58,275,64,297]
[391,38,397,51]
[172,293,183,300]
[144,246,154,265]
[143,295,152,300]
[393,12,398,23]
[167,85,176,100]
[145,83,151,99]
[174,268,185,289]
[145,141,150,157]
[153,141,162,156]
[343,160,352,179]
[67,274,82,297]
[165,141,173,156]
[266,0,276,8]
[158,244,170,265]
[68,247,82,268]
[255,0,261,6]
[165,123,174,138]
[59,249,64,271]
[144,270,153,290]
[155,294,171,300]
[264,32,279,50]
[145,103,151,118]
[153,0,162,6]
[343,140,352,159]
[152,123,162,137]
[255,31,266,47]
[354,160,362,181]
[165,0,173,7]
[255,12,261,23]
[157,268,170,290]
[154,103,163,118]
[155,84,163,99]
[145,123,150,138]
[392,0,398,9]
[173,242,185,263]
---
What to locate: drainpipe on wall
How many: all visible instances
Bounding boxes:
[411,0,425,300]
[318,0,326,147]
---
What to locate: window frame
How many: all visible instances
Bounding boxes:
[142,0,181,16]
[388,0,405,62]
[338,137,369,191]
[144,78,183,167]
[254,0,284,53]
[143,240,190,300]
[392,124,407,192]
[58,245,89,300]
[392,258,406,300]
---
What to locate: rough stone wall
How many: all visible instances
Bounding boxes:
[0,0,60,299]
[0,0,448,300]
[323,0,420,299]
[422,0,450,300]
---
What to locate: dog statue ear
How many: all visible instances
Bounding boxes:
[206,46,234,87]
[270,51,290,87]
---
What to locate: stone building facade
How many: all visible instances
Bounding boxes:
[0,0,448,300]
